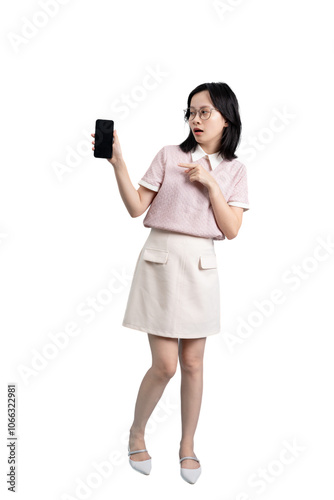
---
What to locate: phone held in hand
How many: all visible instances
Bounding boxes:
[94,119,114,159]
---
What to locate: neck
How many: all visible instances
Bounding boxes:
[198,140,221,155]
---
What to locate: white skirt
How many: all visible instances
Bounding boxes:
[122,228,221,339]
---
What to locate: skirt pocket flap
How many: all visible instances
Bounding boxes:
[143,248,169,264]
[200,254,217,269]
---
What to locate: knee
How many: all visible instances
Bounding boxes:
[152,361,177,380]
[179,353,203,374]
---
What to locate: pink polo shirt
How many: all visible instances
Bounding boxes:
[138,144,250,240]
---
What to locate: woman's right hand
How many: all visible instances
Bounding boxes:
[91,129,123,167]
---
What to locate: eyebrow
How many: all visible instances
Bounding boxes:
[189,105,211,109]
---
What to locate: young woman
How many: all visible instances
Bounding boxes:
[91,82,250,484]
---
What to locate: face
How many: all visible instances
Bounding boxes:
[188,90,228,152]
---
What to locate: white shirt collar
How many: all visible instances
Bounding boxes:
[191,144,224,170]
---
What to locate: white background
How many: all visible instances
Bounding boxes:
[1,0,333,498]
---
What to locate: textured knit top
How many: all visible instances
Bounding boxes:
[138,144,250,240]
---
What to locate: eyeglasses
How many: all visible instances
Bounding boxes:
[183,107,219,121]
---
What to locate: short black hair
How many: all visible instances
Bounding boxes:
[179,82,242,161]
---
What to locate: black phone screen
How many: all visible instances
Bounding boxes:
[94,119,114,159]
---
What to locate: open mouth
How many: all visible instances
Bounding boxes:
[193,128,203,134]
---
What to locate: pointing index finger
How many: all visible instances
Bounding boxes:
[178,162,195,168]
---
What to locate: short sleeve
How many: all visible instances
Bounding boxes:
[138,147,166,192]
[227,164,250,211]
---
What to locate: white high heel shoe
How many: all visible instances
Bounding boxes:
[128,446,152,475]
[179,456,202,484]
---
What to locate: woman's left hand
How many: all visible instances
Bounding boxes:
[177,162,217,191]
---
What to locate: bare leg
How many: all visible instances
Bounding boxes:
[129,333,178,461]
[178,337,207,469]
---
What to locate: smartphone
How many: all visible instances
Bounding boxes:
[94,119,114,159]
